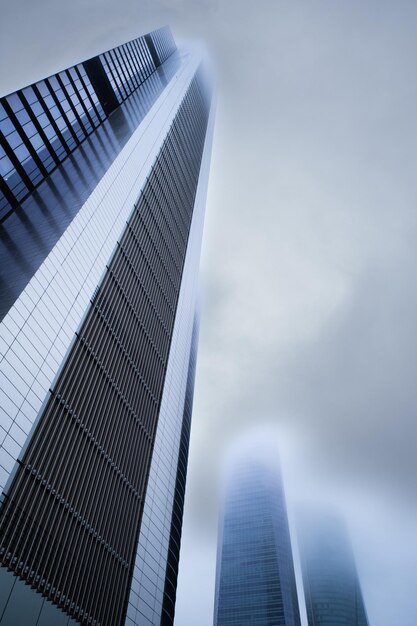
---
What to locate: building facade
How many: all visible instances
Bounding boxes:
[0,26,214,626]
[297,509,370,626]
[213,458,301,626]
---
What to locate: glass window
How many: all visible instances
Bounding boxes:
[6,93,24,113]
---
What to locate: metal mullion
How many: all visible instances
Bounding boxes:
[129,40,144,84]
[168,151,194,226]
[129,41,143,87]
[117,46,136,94]
[89,550,119,626]
[65,533,98,624]
[0,129,33,192]
[126,239,170,327]
[4,400,68,552]
[64,381,109,518]
[58,346,98,435]
[109,49,129,99]
[65,324,104,404]
[175,123,198,198]
[106,315,135,422]
[108,389,135,486]
[114,47,133,95]
[144,337,158,398]
[131,40,147,85]
[82,394,114,534]
[40,408,96,552]
[103,52,125,102]
[23,405,79,564]
[153,165,187,248]
[82,476,126,612]
[16,398,70,511]
[14,472,61,583]
[65,69,96,130]
[123,415,144,492]
[101,459,132,559]
[102,282,131,368]
[141,36,155,75]
[84,318,120,456]
[52,436,107,604]
[112,274,162,378]
[95,372,122,471]
[18,91,61,167]
[132,424,151,488]
[37,437,93,591]
[0,475,37,572]
[158,150,189,231]
[74,65,103,123]
[120,45,139,91]
[130,427,150,496]
[167,131,194,204]
[134,39,147,80]
[0,172,18,213]
[115,481,140,570]
[101,55,118,101]
[59,513,99,619]
[150,175,183,258]
[45,78,80,147]
[1,97,49,178]
[109,280,144,420]
[55,73,89,140]
[100,52,124,102]
[146,219,177,297]
[142,193,181,269]
[38,497,81,605]
[100,546,127,626]
[137,37,150,76]
[48,380,101,521]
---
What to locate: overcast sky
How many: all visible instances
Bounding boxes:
[2,2,417,625]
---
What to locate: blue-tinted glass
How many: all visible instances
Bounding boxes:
[215,462,301,626]
[16,109,31,125]
[0,116,14,135]
[6,93,24,113]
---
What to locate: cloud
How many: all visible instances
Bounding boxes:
[3,1,417,623]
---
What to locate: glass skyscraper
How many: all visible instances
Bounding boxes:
[297,509,370,626]
[213,458,301,626]
[0,26,214,626]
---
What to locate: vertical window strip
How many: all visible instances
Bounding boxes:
[2,96,48,180]
[127,41,143,85]
[76,65,106,121]
[120,45,138,92]
[113,47,132,96]
[55,73,89,141]
[65,69,96,131]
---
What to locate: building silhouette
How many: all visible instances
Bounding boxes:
[297,508,370,626]
[0,26,214,626]
[214,457,301,626]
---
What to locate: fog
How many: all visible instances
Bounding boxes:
[2,1,417,624]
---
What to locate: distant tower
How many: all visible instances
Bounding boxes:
[298,509,370,626]
[213,457,301,626]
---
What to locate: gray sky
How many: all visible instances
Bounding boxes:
[2,2,417,624]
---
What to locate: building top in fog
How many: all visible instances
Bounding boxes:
[298,507,370,626]
[214,457,301,626]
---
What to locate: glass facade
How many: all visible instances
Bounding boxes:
[0,25,213,626]
[297,509,370,626]
[214,460,301,626]
[0,26,175,221]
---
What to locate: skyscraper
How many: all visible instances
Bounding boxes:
[213,458,301,626]
[297,508,370,626]
[0,25,214,626]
